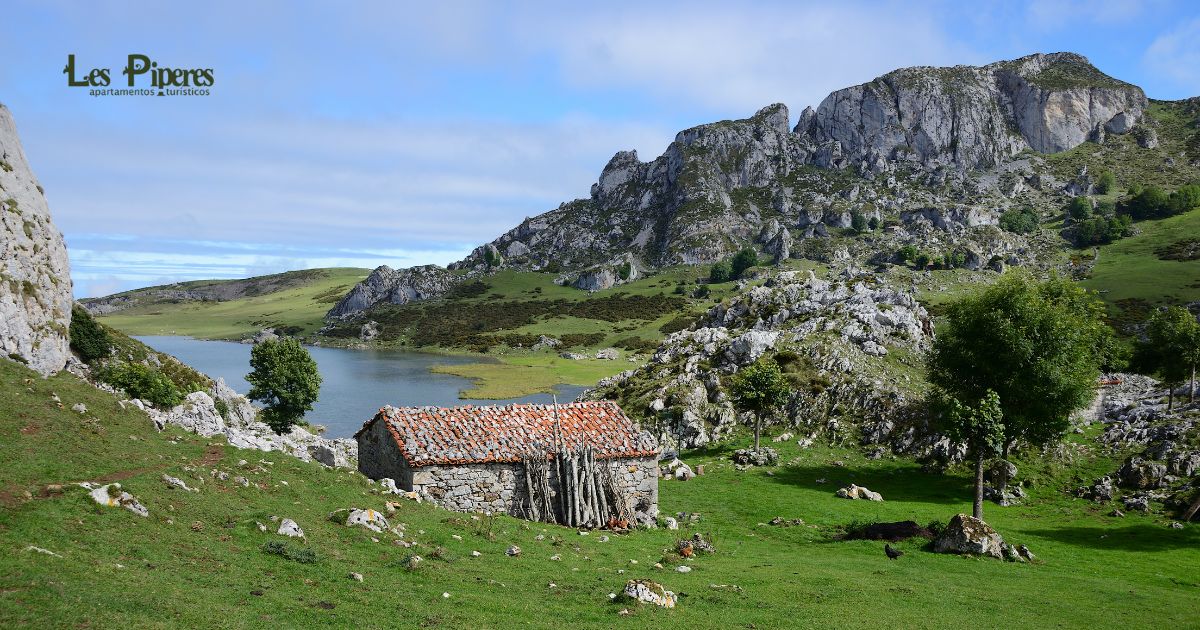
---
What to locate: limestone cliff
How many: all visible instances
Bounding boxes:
[447,53,1145,279]
[0,104,72,375]
[326,264,456,318]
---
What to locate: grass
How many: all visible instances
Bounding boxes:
[1081,208,1200,311]
[95,268,369,340]
[431,354,632,399]
[1,357,1197,628]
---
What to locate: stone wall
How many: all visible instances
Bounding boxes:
[356,419,413,487]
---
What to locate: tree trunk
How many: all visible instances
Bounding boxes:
[973,453,985,521]
[999,440,1013,493]
[753,413,761,451]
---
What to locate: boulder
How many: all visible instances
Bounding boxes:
[277,518,304,538]
[835,484,884,501]
[1117,456,1167,489]
[595,348,619,360]
[932,514,1005,558]
[162,474,198,492]
[622,579,676,608]
[85,482,148,517]
[345,508,389,533]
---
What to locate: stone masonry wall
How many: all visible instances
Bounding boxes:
[357,419,413,488]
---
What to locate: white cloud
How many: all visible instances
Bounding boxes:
[1142,17,1200,91]
[526,3,981,113]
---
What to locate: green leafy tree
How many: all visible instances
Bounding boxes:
[941,390,1004,520]
[1169,184,1200,215]
[1123,185,1170,220]
[1140,306,1200,409]
[868,216,881,231]
[246,338,322,434]
[1067,196,1092,221]
[928,273,1110,473]
[850,211,868,233]
[69,305,112,364]
[897,245,918,263]
[729,358,790,451]
[1095,170,1116,195]
[999,207,1039,234]
[913,252,931,269]
[708,260,733,283]
[730,248,759,279]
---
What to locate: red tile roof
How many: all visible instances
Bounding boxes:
[357,401,658,468]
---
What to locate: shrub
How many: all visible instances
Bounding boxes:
[660,315,696,335]
[731,248,759,278]
[98,362,183,408]
[1122,185,1170,220]
[262,541,318,564]
[896,245,918,263]
[999,207,1039,234]
[69,306,112,364]
[1170,184,1200,215]
[1074,214,1133,246]
[693,285,711,299]
[868,216,880,231]
[914,252,932,269]
[1095,170,1116,195]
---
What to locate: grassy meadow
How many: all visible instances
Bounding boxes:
[1,359,1197,628]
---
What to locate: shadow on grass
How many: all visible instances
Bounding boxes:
[766,463,974,506]
[1024,523,1200,551]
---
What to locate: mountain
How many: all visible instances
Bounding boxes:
[0,103,73,375]
[440,52,1148,287]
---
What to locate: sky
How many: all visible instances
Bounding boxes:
[1,0,1198,297]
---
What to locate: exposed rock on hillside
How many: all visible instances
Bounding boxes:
[0,104,73,375]
[327,265,457,318]
[82,269,340,316]
[797,53,1145,171]
[588,269,935,450]
[447,53,1143,281]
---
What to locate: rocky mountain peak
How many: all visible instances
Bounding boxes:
[0,103,73,375]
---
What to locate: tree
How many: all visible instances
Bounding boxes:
[246,338,322,434]
[1095,170,1116,195]
[928,273,1110,477]
[913,252,931,269]
[1123,185,1170,220]
[1067,196,1092,221]
[998,207,1039,234]
[69,305,112,364]
[897,245,918,263]
[1140,306,1200,409]
[729,358,790,451]
[850,211,868,233]
[941,390,1004,520]
[1169,184,1200,215]
[868,216,881,231]
[708,260,733,284]
[730,248,759,279]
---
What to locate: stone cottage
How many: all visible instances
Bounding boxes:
[356,401,660,523]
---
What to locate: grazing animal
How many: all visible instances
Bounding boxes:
[884,544,904,560]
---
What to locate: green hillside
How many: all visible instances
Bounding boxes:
[1,359,1197,628]
[92,268,369,340]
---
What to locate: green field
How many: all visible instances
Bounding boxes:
[95,268,369,340]
[1082,208,1200,313]
[1,359,1197,628]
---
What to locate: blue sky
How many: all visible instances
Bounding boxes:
[1,0,1197,297]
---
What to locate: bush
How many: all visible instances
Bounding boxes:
[98,362,183,408]
[69,306,112,364]
[896,245,918,263]
[914,252,932,269]
[730,248,759,278]
[693,285,711,299]
[868,216,880,231]
[1074,214,1133,246]
[708,260,733,284]
[999,207,1039,234]
[1170,184,1200,215]
[1122,185,1170,220]
[261,541,318,564]
[1095,170,1116,195]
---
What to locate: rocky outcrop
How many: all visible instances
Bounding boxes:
[0,104,73,375]
[135,377,357,467]
[932,514,1005,558]
[796,53,1146,171]
[326,265,457,318]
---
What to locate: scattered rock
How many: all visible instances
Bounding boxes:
[345,508,389,533]
[622,579,676,608]
[1108,509,1125,518]
[1122,494,1150,513]
[835,484,883,501]
[595,348,619,360]
[162,474,197,493]
[85,483,148,517]
[662,517,679,530]
[349,572,364,582]
[731,448,779,467]
[24,545,61,557]
[676,565,692,573]
[71,403,87,414]
[277,518,304,538]
[506,545,522,557]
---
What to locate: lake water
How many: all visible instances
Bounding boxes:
[135,336,587,439]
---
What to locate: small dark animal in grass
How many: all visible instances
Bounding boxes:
[884,544,904,560]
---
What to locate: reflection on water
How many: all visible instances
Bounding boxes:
[135,336,587,439]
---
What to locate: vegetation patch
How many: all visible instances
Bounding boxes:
[1154,237,1200,261]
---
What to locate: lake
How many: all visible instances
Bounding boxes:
[135,336,587,439]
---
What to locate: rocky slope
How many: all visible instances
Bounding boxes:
[0,103,73,375]
[326,264,458,318]
[445,53,1144,284]
[82,268,352,316]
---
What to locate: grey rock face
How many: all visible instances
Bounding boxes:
[327,264,457,318]
[798,53,1145,171]
[0,104,73,375]
[932,514,1005,558]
